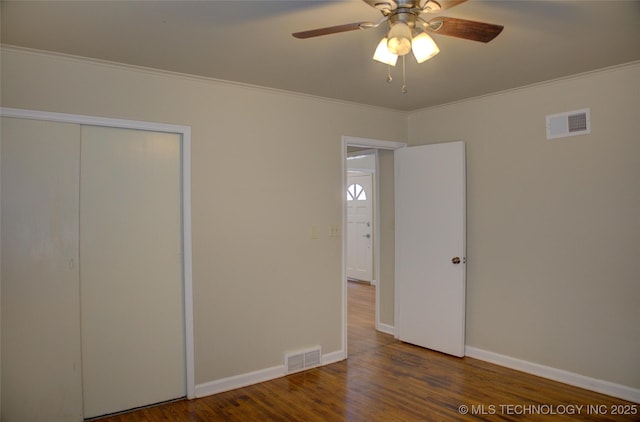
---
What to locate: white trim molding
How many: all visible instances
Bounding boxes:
[376,323,395,336]
[0,107,196,399]
[465,346,640,404]
[343,136,406,150]
[195,365,285,398]
[195,350,345,398]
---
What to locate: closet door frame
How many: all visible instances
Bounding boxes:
[0,107,196,399]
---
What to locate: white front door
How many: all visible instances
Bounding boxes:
[395,141,466,357]
[346,172,373,282]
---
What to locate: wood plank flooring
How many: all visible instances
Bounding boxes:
[96,281,638,421]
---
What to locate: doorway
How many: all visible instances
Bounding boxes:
[341,136,467,360]
[341,136,406,356]
[394,141,466,357]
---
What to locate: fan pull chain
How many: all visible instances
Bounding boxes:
[386,65,393,83]
[401,56,407,94]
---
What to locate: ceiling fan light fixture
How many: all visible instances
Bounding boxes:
[421,0,441,12]
[387,22,412,56]
[373,37,398,66]
[412,32,440,63]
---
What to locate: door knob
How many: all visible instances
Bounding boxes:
[451,257,461,264]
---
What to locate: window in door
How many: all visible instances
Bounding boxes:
[347,183,367,201]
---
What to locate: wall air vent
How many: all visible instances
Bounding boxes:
[285,346,322,374]
[546,108,591,140]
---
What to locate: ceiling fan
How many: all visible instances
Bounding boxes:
[293,0,503,87]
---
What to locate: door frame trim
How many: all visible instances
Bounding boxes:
[0,107,196,399]
[341,136,406,357]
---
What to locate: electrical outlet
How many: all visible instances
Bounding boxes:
[330,225,340,237]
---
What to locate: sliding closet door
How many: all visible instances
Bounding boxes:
[1,118,83,421]
[80,125,185,418]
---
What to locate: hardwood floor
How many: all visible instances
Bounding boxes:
[96,281,637,421]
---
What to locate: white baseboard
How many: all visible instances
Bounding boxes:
[322,349,346,365]
[195,350,346,399]
[194,364,285,398]
[376,323,395,336]
[196,345,639,404]
[465,346,640,404]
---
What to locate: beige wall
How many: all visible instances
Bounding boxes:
[408,62,640,389]
[0,47,408,385]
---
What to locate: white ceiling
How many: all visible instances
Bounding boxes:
[2,0,639,111]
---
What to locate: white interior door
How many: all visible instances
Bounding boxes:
[346,173,373,282]
[1,118,84,421]
[80,126,186,418]
[395,141,466,357]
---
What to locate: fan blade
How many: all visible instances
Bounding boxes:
[292,22,373,39]
[426,17,503,43]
